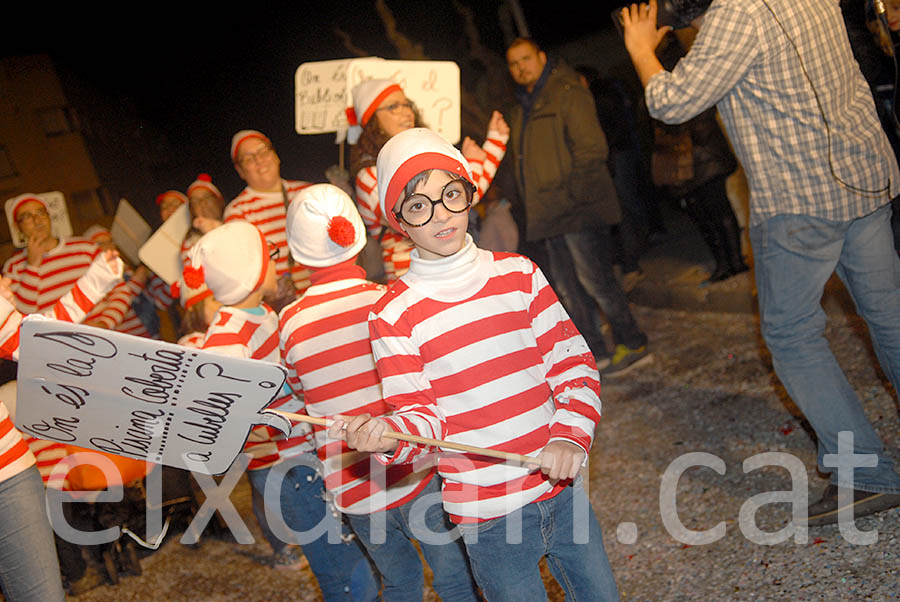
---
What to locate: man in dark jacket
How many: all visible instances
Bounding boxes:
[506,37,650,374]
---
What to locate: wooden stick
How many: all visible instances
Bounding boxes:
[270,410,542,466]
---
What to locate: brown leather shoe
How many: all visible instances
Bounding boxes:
[801,484,900,526]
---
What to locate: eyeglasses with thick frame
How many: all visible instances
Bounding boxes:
[15,208,49,224]
[394,178,475,227]
[237,145,275,169]
[375,100,415,116]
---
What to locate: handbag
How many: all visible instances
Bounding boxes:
[651,125,694,188]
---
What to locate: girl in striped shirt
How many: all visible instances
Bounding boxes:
[334,128,619,602]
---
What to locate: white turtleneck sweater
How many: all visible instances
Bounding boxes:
[368,235,603,523]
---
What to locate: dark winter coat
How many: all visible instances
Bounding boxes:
[508,60,622,242]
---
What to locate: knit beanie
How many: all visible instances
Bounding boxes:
[230,130,271,162]
[172,275,214,310]
[376,128,473,233]
[156,190,188,207]
[82,225,111,244]
[187,173,224,201]
[10,195,48,222]
[184,221,268,306]
[286,184,366,267]
[346,79,403,144]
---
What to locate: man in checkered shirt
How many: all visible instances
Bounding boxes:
[623,0,900,525]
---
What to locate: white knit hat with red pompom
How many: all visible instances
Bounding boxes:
[187,173,224,201]
[171,274,213,310]
[376,128,473,233]
[286,183,366,267]
[346,79,403,145]
[184,221,269,306]
[230,130,271,162]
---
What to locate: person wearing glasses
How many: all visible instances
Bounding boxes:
[2,195,98,314]
[335,128,619,602]
[225,130,314,311]
[347,79,508,281]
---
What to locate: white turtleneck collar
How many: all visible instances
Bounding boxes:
[404,234,491,302]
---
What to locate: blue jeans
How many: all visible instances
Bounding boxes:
[544,227,647,357]
[751,204,900,493]
[457,478,619,602]
[0,465,66,602]
[249,456,379,602]
[346,475,479,602]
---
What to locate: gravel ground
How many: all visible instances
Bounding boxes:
[72,305,900,601]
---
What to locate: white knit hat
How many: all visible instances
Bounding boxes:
[376,128,473,233]
[346,79,403,145]
[185,221,269,306]
[286,184,366,267]
[82,224,111,244]
[230,130,271,162]
[187,173,224,201]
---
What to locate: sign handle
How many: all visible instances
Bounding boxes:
[271,410,542,466]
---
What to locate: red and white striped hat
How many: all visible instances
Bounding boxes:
[172,274,213,310]
[346,79,403,144]
[376,128,473,233]
[155,190,187,207]
[286,183,366,267]
[230,130,271,163]
[185,221,269,306]
[10,195,47,222]
[187,173,223,201]
[82,224,111,243]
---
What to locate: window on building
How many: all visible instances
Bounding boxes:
[37,106,80,137]
[0,146,16,178]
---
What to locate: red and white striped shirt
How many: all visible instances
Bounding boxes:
[0,254,123,485]
[354,130,507,282]
[279,262,432,514]
[2,237,98,314]
[368,236,602,523]
[224,180,314,294]
[177,331,205,349]
[202,305,312,471]
[83,279,152,338]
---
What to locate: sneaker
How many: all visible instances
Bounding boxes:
[800,484,900,526]
[600,344,653,376]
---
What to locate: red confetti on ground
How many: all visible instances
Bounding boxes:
[626,555,635,560]
[812,537,826,544]
[681,544,692,549]
[779,424,794,435]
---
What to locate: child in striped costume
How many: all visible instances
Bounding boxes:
[281,184,479,601]
[335,128,620,601]
[185,221,377,601]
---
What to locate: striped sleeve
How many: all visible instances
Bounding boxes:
[368,306,446,465]
[528,265,601,454]
[355,166,385,236]
[467,129,508,204]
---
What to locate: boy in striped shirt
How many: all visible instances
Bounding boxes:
[281,184,479,601]
[185,221,377,601]
[334,128,619,601]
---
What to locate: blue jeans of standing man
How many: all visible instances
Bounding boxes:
[544,226,647,358]
[249,455,379,602]
[0,465,66,602]
[346,474,480,602]
[457,478,619,602]
[751,204,900,493]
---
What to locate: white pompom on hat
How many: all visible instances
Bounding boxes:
[345,79,403,145]
[187,173,224,201]
[184,221,269,306]
[230,130,271,162]
[376,127,473,233]
[286,183,366,268]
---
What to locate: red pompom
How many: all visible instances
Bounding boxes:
[345,107,358,127]
[197,173,212,183]
[327,216,356,247]
[183,265,205,289]
[169,281,181,299]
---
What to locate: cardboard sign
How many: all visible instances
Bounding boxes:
[14,317,292,475]
[4,192,74,248]
[110,199,152,266]
[138,203,191,285]
[294,58,460,143]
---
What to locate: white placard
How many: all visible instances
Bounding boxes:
[110,199,152,266]
[137,203,191,285]
[14,317,292,476]
[347,59,461,144]
[294,58,461,144]
[4,192,74,248]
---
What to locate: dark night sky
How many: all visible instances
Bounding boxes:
[3,1,627,208]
